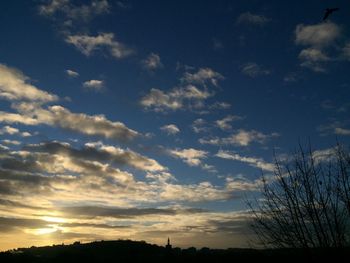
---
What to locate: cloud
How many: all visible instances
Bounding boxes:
[0,64,58,103]
[208,101,231,110]
[168,148,208,167]
[225,175,261,192]
[7,103,139,142]
[0,125,31,137]
[334,127,350,136]
[191,118,209,133]
[295,22,341,72]
[39,105,139,141]
[2,139,21,145]
[343,42,350,60]
[142,53,163,71]
[39,0,110,21]
[140,67,224,112]
[0,144,234,206]
[236,12,270,26]
[60,205,205,218]
[295,22,341,47]
[66,33,135,59]
[83,79,104,91]
[216,150,274,172]
[298,48,330,72]
[181,68,224,87]
[318,120,350,137]
[215,115,243,131]
[0,64,139,142]
[66,69,79,78]
[140,86,213,112]
[25,141,166,172]
[160,124,180,135]
[240,62,271,78]
[199,129,279,146]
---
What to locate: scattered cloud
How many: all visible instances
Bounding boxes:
[215,115,243,131]
[83,79,104,91]
[140,68,224,112]
[66,69,79,78]
[334,127,350,136]
[39,0,110,22]
[295,22,341,47]
[295,22,341,72]
[142,53,163,71]
[66,33,135,59]
[0,64,58,103]
[168,148,208,167]
[160,124,180,135]
[181,68,224,87]
[2,139,21,145]
[318,120,350,137]
[26,141,166,172]
[216,150,274,172]
[208,101,231,110]
[236,12,270,26]
[199,129,279,146]
[191,118,209,133]
[140,86,213,112]
[0,126,31,137]
[240,62,271,78]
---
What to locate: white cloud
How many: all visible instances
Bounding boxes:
[216,150,274,172]
[83,79,104,91]
[181,68,224,87]
[18,105,139,142]
[209,101,231,110]
[140,67,225,112]
[0,64,58,103]
[39,0,110,21]
[191,118,209,133]
[199,129,279,146]
[66,33,134,59]
[140,86,213,112]
[215,115,243,131]
[0,64,139,143]
[295,22,341,47]
[2,139,21,145]
[240,62,270,78]
[295,22,341,72]
[160,124,180,135]
[0,125,31,137]
[142,53,163,70]
[298,48,330,72]
[236,12,270,26]
[168,148,208,167]
[66,69,79,78]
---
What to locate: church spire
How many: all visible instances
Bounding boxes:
[166,237,172,250]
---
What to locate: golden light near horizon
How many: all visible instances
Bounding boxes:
[41,216,67,224]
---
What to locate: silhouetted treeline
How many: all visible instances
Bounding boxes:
[0,240,349,263]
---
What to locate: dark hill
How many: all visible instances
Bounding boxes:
[0,239,348,262]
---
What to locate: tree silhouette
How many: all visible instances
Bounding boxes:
[248,143,350,249]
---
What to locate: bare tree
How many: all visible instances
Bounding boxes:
[248,143,350,249]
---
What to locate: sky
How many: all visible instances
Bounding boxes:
[0,0,349,251]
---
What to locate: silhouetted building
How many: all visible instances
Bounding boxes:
[165,237,172,250]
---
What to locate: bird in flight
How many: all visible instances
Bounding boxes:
[323,8,339,20]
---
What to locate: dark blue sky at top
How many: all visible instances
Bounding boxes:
[0,0,349,212]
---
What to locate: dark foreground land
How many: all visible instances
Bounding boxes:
[0,240,348,262]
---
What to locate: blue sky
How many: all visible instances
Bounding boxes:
[0,0,349,250]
